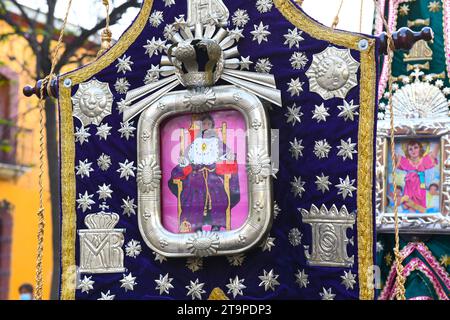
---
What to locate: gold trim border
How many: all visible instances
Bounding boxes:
[58,0,154,300]
[274,0,376,300]
[58,0,376,300]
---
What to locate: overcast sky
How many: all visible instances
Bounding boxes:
[18,0,375,37]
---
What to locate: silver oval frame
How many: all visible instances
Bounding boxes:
[137,85,273,257]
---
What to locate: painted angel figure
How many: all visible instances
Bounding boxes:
[394,140,439,213]
[168,113,240,233]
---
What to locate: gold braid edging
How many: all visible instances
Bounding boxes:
[274,0,376,300]
[59,87,77,300]
[58,0,154,300]
[358,44,377,301]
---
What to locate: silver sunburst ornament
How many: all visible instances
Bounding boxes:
[72,78,113,126]
[306,46,360,100]
[247,149,271,184]
[186,231,220,257]
[388,81,449,119]
[136,157,162,193]
[183,87,216,112]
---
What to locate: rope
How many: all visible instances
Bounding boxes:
[35,0,73,301]
[98,0,112,57]
[331,0,345,29]
[374,0,406,300]
[359,0,364,33]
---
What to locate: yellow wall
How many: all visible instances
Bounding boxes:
[0,16,96,300]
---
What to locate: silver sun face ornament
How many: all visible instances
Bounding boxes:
[72,78,113,127]
[306,46,360,100]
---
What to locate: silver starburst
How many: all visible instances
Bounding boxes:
[315,173,331,193]
[288,228,302,246]
[125,239,142,258]
[97,183,113,201]
[260,235,276,252]
[78,275,94,293]
[287,78,304,96]
[295,269,309,288]
[120,273,137,292]
[121,196,137,216]
[273,202,281,219]
[153,251,167,264]
[226,276,246,298]
[155,273,174,295]
[232,9,249,27]
[143,37,166,58]
[258,269,280,292]
[116,54,134,74]
[251,22,271,44]
[117,159,136,180]
[163,0,175,7]
[114,78,130,94]
[256,0,273,13]
[98,290,115,300]
[96,123,112,141]
[255,58,273,73]
[163,23,177,40]
[118,121,136,140]
[320,287,336,300]
[75,126,90,145]
[76,191,95,212]
[341,270,357,290]
[186,279,206,300]
[336,175,357,199]
[290,52,308,70]
[284,27,304,48]
[186,257,203,272]
[337,138,357,161]
[285,104,303,126]
[97,153,111,171]
[314,139,331,159]
[312,103,330,123]
[239,56,252,70]
[76,159,93,178]
[144,64,160,84]
[227,27,244,42]
[227,254,246,267]
[116,99,129,114]
[149,11,164,27]
[291,176,306,198]
[337,100,359,121]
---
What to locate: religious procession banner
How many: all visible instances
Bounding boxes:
[57,0,378,300]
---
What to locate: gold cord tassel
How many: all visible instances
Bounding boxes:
[98,0,112,57]
[376,0,406,300]
[35,0,73,301]
[331,0,345,29]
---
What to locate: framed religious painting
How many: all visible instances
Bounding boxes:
[135,87,275,257]
[376,121,450,233]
